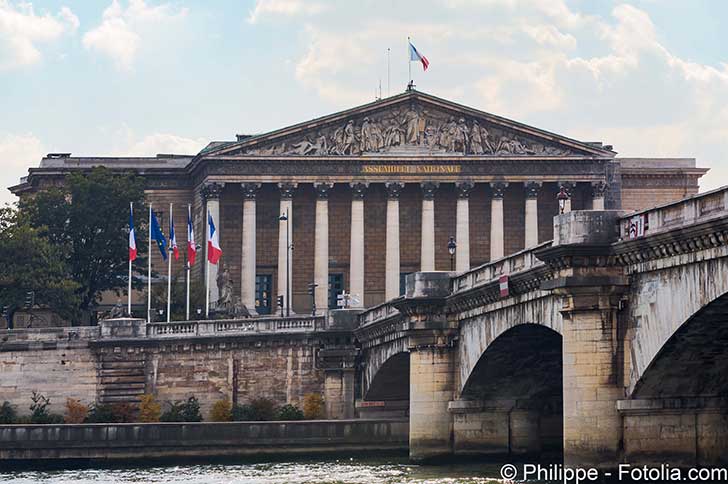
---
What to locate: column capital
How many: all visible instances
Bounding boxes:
[490,181,508,199]
[385,182,404,199]
[278,182,298,199]
[420,181,439,200]
[456,181,475,199]
[314,182,333,199]
[525,181,542,199]
[350,182,369,200]
[591,181,608,198]
[201,182,224,200]
[241,182,261,200]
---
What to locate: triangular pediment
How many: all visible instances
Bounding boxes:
[203,90,615,158]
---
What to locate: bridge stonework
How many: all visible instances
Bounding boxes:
[356,187,728,467]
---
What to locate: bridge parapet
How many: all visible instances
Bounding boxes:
[618,185,728,239]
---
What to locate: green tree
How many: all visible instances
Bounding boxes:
[18,167,148,318]
[0,206,80,321]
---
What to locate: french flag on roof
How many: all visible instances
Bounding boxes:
[409,41,429,71]
[207,210,222,265]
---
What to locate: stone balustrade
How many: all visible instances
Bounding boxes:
[619,185,728,239]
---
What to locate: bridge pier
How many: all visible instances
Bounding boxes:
[395,271,458,462]
[539,210,629,466]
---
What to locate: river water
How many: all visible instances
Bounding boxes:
[0,458,509,484]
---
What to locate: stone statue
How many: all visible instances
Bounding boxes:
[361,117,381,152]
[109,299,124,319]
[217,264,233,308]
[342,120,357,154]
[450,118,469,153]
[404,108,420,144]
[470,120,493,154]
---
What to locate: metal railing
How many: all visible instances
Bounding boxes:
[146,315,324,338]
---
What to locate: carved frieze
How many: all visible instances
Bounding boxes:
[233,103,575,157]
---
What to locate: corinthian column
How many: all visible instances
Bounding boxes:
[201,182,224,305]
[277,183,296,315]
[420,182,439,271]
[525,181,541,248]
[314,183,332,313]
[385,182,404,300]
[490,182,507,261]
[349,182,368,307]
[591,181,607,210]
[455,181,474,272]
[241,183,260,315]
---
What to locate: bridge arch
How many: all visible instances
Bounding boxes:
[628,256,728,396]
[631,289,728,399]
[364,351,410,402]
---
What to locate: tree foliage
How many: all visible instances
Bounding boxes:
[0,206,80,321]
[1,167,148,321]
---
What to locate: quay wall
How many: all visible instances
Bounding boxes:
[0,419,408,462]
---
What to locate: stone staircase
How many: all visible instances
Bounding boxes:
[97,354,147,405]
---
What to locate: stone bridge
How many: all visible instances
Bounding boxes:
[355,186,728,467]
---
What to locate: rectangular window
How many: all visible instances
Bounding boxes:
[328,273,344,309]
[255,274,272,315]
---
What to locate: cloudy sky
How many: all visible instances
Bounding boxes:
[1,0,727,205]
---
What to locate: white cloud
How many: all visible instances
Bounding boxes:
[0,132,46,206]
[82,0,187,71]
[247,0,326,24]
[122,133,208,156]
[0,1,78,70]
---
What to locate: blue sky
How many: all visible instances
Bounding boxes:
[2,0,728,204]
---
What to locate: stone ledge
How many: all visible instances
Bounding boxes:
[617,397,728,415]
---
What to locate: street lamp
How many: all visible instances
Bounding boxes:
[447,236,457,271]
[279,211,292,317]
[557,186,570,214]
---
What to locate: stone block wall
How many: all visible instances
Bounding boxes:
[0,343,97,415]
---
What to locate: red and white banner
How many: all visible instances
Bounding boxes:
[499,275,509,298]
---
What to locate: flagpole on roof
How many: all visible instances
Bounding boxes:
[186,204,191,321]
[407,37,411,88]
[167,203,173,323]
[128,202,133,317]
[147,204,152,323]
[387,47,390,97]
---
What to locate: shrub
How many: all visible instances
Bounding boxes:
[29,391,63,424]
[210,399,232,422]
[138,394,161,422]
[85,403,119,423]
[231,403,255,422]
[249,397,276,421]
[112,402,137,423]
[160,401,184,422]
[302,393,325,420]
[64,398,88,424]
[0,401,17,424]
[161,397,202,422]
[275,404,304,421]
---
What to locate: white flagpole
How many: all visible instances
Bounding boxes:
[407,36,411,86]
[205,209,210,319]
[387,47,390,97]
[186,204,191,321]
[147,204,152,323]
[167,203,172,323]
[128,201,133,317]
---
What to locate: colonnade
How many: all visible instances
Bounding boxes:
[201,180,608,314]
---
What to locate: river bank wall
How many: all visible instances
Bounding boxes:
[0,419,408,464]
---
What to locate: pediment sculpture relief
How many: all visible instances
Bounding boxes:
[237,105,574,156]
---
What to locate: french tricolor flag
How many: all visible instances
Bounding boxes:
[187,205,197,266]
[129,204,137,262]
[207,210,222,265]
[169,210,179,261]
[409,41,429,71]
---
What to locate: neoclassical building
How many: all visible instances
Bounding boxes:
[10,90,707,315]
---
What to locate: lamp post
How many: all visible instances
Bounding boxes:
[447,236,457,271]
[279,211,292,317]
[557,186,570,214]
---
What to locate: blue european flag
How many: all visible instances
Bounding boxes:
[150,211,168,261]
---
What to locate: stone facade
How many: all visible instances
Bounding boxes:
[9,90,706,319]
